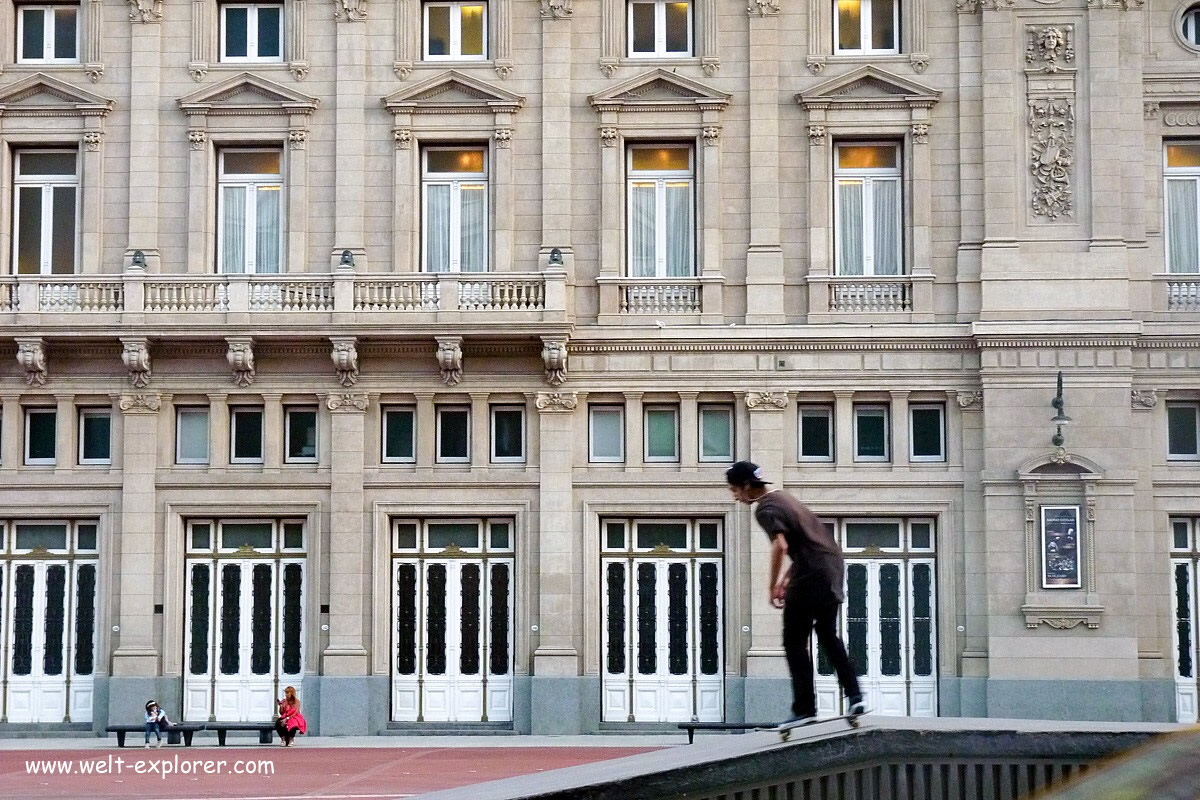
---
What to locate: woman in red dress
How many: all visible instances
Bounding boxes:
[275,686,307,746]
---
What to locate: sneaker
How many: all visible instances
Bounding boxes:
[155,739,162,747]
[778,713,817,730]
[846,697,869,716]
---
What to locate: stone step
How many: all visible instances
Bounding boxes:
[0,723,94,739]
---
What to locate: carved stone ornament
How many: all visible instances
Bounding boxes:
[1144,101,1160,120]
[436,336,463,386]
[909,54,929,74]
[1028,97,1075,220]
[541,338,568,386]
[536,391,578,412]
[334,0,366,21]
[540,0,572,19]
[806,56,827,76]
[393,61,413,80]
[600,127,618,147]
[326,393,369,412]
[119,393,162,413]
[745,391,788,411]
[329,337,359,387]
[599,59,619,78]
[701,58,720,78]
[494,62,514,80]
[1022,609,1102,629]
[1164,111,1200,127]
[807,124,826,146]
[957,390,983,410]
[127,0,162,22]
[188,130,207,150]
[1131,389,1157,410]
[1049,445,1070,464]
[226,337,256,388]
[189,63,208,82]
[288,129,308,149]
[15,338,47,387]
[747,0,780,15]
[956,0,1014,10]
[83,132,102,152]
[911,123,930,144]
[1087,0,1142,7]
[394,128,412,149]
[290,63,310,81]
[85,65,104,83]
[1025,26,1074,74]
[121,338,152,388]
[494,128,513,148]
[702,126,720,147]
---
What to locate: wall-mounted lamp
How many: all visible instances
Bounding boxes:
[130,250,146,269]
[339,249,355,268]
[548,247,563,267]
[1050,370,1071,447]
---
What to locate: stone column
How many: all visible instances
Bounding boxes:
[415,392,435,467]
[531,391,581,733]
[263,393,283,472]
[744,391,789,682]
[127,11,162,268]
[208,393,229,469]
[745,4,784,323]
[54,394,74,471]
[1,395,21,470]
[834,390,854,467]
[470,392,489,468]
[977,3,1019,310]
[333,11,367,265]
[540,3,572,257]
[624,392,644,470]
[679,391,699,472]
[891,390,910,468]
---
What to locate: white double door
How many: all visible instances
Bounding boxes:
[184,558,305,721]
[814,558,937,717]
[601,557,723,723]
[2,560,97,723]
[391,558,514,722]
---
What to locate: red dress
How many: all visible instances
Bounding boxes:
[279,701,307,735]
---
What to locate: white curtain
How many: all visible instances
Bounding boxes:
[664,181,693,277]
[872,178,901,275]
[1167,179,1199,273]
[629,183,656,277]
[459,183,486,272]
[425,184,451,272]
[837,180,864,275]
[255,185,281,274]
[221,185,246,274]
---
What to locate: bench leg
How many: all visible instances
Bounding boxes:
[183,730,194,746]
[259,729,272,744]
[217,730,226,746]
[688,729,695,745]
[116,732,126,748]
[168,729,182,745]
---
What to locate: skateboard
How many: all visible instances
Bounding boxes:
[757,712,863,742]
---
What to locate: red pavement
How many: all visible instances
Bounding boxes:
[0,745,660,800]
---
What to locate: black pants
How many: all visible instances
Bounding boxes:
[783,581,861,717]
[275,719,296,744]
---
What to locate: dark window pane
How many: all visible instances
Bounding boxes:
[912,563,933,677]
[50,185,76,274]
[19,152,76,176]
[698,522,719,550]
[645,408,678,460]
[664,1,688,52]
[847,564,868,676]
[428,522,478,550]
[846,522,900,549]
[283,522,303,549]
[636,563,656,674]
[43,565,65,675]
[395,523,417,549]
[27,409,57,461]
[16,523,67,550]
[81,413,111,461]
[1174,521,1190,551]
[54,7,76,59]
[233,409,263,460]
[438,408,469,459]
[426,4,450,55]
[1175,564,1193,679]
[801,410,832,458]
[189,563,210,675]
[856,408,887,458]
[699,562,719,675]
[222,150,281,175]
[606,562,626,674]
[879,564,901,676]
[492,408,523,460]
[74,563,96,675]
[219,564,241,674]
[631,2,655,52]
[16,186,43,275]
[870,0,895,50]
[636,522,687,550]
[395,563,417,674]
[911,522,932,549]
[489,563,510,675]
[77,523,98,550]
[282,563,302,674]
[21,9,44,60]
[250,564,271,674]
[13,565,35,675]
[221,522,272,550]
[605,522,625,550]
[1168,405,1199,456]
[287,409,317,460]
[256,6,281,57]
[699,408,732,460]
[426,564,446,674]
[460,564,480,675]
[191,523,212,550]
[911,407,943,458]
[224,7,249,57]
[488,521,510,549]
[384,409,415,460]
[667,563,688,675]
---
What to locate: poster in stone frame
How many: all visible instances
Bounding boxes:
[1041,505,1081,589]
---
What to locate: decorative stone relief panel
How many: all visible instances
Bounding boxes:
[536,391,577,412]
[541,338,568,386]
[326,393,369,411]
[226,337,256,387]
[1130,389,1157,410]
[121,338,152,388]
[330,337,359,387]
[745,391,788,410]
[436,336,463,386]
[15,338,47,387]
[119,393,162,413]
[1025,25,1076,223]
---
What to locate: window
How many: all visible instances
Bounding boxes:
[834,143,902,276]
[436,406,470,462]
[644,405,679,462]
[285,407,317,463]
[422,147,488,273]
[218,149,282,274]
[627,145,694,277]
[220,4,283,62]
[13,150,78,275]
[383,406,416,463]
[834,0,898,54]
[800,405,835,462]
[176,407,210,464]
[490,405,524,463]
[854,404,889,461]
[16,4,78,63]
[78,409,110,465]
[1168,402,1200,460]
[628,0,691,57]
[230,406,264,464]
[24,408,55,465]
[1181,5,1200,49]
[424,1,486,59]
[590,405,624,463]
[909,403,944,462]
[1166,143,1200,273]
[698,405,732,462]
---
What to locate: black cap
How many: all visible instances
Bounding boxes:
[725,460,771,486]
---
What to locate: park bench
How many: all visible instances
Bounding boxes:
[105,722,203,747]
[205,722,275,746]
[676,721,773,745]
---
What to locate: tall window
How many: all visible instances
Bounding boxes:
[436,406,470,463]
[589,406,624,463]
[698,405,732,462]
[835,142,902,276]
[176,407,210,465]
[24,408,56,465]
[218,149,282,274]
[13,150,78,275]
[834,0,898,54]
[627,145,694,277]
[284,407,317,463]
[424,1,486,59]
[1166,143,1200,273]
[16,4,78,63]
[382,407,416,463]
[422,147,488,273]
[628,0,690,57]
[1168,402,1200,461]
[909,403,945,463]
[490,406,524,463]
[78,409,111,465]
[854,404,889,462]
[220,4,283,62]
[800,405,835,462]
[644,405,679,462]
[230,406,264,464]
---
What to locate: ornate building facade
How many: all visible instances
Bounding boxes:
[0,0,1197,734]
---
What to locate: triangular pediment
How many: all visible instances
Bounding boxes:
[383,71,525,114]
[178,73,319,115]
[0,74,113,114]
[798,66,940,109]
[590,70,730,112]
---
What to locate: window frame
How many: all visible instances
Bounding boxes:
[625,144,696,278]
[422,0,488,60]
[15,4,79,64]
[832,0,899,56]
[421,145,490,274]
[643,404,680,463]
[799,405,836,462]
[77,407,111,465]
[1168,401,1200,461]
[435,405,471,463]
[1181,5,1200,50]
[908,402,945,463]
[833,141,904,277]
[489,404,525,464]
[219,3,285,63]
[229,405,265,465]
[216,147,284,275]
[382,405,417,464]
[283,405,318,464]
[697,404,733,463]
[12,148,80,276]
[175,407,210,465]
[1164,142,1200,274]
[23,407,56,466]
[626,0,693,58]
[589,405,625,463]
[853,403,890,463]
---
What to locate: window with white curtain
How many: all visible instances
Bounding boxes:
[424,1,487,59]
[628,0,691,57]
[217,149,282,274]
[12,150,78,275]
[1166,143,1200,273]
[833,0,898,55]
[16,4,78,63]
[422,147,488,273]
[1181,5,1200,48]
[626,145,694,277]
[220,4,283,62]
[834,142,902,276]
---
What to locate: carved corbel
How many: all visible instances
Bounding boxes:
[15,338,47,387]
[330,337,359,387]
[1130,389,1157,410]
[745,391,788,410]
[957,390,983,410]
[540,0,572,18]
[436,336,463,386]
[120,338,152,388]
[334,0,367,21]
[536,391,578,412]
[119,393,162,413]
[226,337,256,388]
[127,0,162,22]
[541,337,568,386]
[326,393,369,411]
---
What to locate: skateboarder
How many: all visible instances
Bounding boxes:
[727,461,867,728]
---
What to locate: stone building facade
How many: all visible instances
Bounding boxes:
[0,0,1197,735]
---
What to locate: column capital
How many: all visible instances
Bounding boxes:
[119,393,162,414]
[325,392,369,412]
[536,391,578,413]
[745,391,788,411]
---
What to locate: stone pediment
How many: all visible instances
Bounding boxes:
[383,71,525,115]
[589,70,730,113]
[798,66,940,111]
[178,73,319,117]
[0,74,113,116]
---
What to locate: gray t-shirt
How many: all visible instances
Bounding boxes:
[754,491,845,602]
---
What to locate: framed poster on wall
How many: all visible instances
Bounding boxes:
[1041,505,1081,589]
